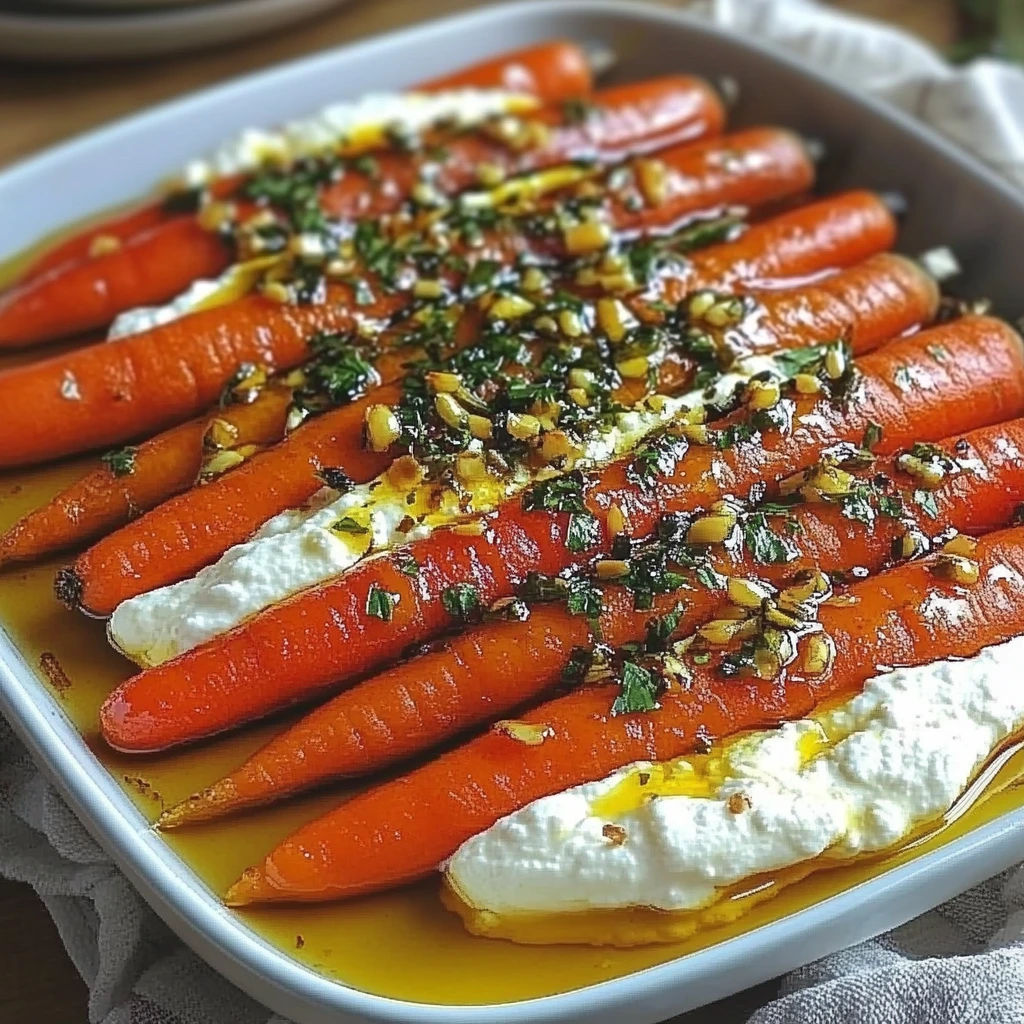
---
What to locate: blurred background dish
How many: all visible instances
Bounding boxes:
[0,0,351,61]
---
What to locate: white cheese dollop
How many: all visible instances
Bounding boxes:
[446,634,1024,917]
[107,358,778,666]
[182,89,537,185]
[107,276,227,339]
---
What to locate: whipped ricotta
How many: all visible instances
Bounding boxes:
[446,634,1024,919]
[107,357,778,665]
[107,275,227,339]
[182,89,537,185]
[106,89,534,341]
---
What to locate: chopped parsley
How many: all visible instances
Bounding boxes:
[862,421,884,451]
[626,432,689,492]
[566,577,603,618]
[742,512,799,564]
[523,472,600,553]
[442,583,482,624]
[101,446,137,477]
[293,334,376,412]
[242,155,340,235]
[611,660,659,715]
[566,513,601,553]
[365,584,398,621]
[394,552,420,577]
[331,515,369,535]
[771,345,829,379]
[838,486,877,527]
[562,647,594,685]
[645,603,685,652]
[316,467,354,492]
[914,489,939,519]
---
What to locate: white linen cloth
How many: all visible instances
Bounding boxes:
[5,1,1024,1022]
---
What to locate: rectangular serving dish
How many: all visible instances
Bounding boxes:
[4,3,1024,1022]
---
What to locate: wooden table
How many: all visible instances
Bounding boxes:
[0,1,957,1020]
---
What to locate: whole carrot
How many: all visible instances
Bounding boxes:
[416,40,595,96]
[97,316,1024,750]
[155,414,1024,810]
[224,523,1024,904]
[0,75,724,349]
[65,201,906,616]
[14,41,599,285]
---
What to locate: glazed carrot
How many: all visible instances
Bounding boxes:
[417,40,594,96]
[15,41,599,284]
[0,281,410,469]
[0,131,828,567]
[156,415,1024,810]
[224,523,1024,903]
[0,222,232,349]
[65,201,905,615]
[0,76,724,349]
[97,316,1024,751]
[0,388,293,569]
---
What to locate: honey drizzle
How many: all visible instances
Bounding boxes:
[3,250,1024,1004]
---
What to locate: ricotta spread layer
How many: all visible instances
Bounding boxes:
[446,633,1024,917]
[107,357,778,666]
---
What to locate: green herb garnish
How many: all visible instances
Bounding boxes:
[101,446,137,477]
[611,661,659,715]
[395,552,420,577]
[862,421,884,451]
[443,583,482,624]
[365,584,398,621]
[742,512,798,564]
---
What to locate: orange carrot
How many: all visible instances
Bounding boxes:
[14,41,599,285]
[0,131,830,567]
[97,316,1024,751]
[224,523,1024,904]
[156,415,1024,814]
[66,200,906,615]
[416,40,595,96]
[0,221,231,349]
[0,280,408,469]
[0,76,724,349]
[0,387,293,569]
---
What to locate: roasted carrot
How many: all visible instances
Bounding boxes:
[0,280,410,469]
[416,40,595,96]
[0,387,294,569]
[156,415,1024,811]
[65,199,905,615]
[0,76,724,349]
[0,131,831,566]
[14,41,598,285]
[1,101,762,468]
[224,523,1024,903]
[97,316,1024,751]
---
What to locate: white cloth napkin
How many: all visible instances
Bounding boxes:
[5,1,1024,1022]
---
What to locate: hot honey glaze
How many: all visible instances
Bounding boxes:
[3,250,1024,1004]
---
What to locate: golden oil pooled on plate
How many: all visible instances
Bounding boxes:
[4,254,1024,1004]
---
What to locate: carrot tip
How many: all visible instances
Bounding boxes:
[54,566,83,610]
[157,779,237,830]
[224,868,264,907]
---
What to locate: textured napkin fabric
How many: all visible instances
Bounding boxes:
[5,1,1024,1022]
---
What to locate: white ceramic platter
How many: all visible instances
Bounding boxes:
[4,3,1024,1022]
[0,0,348,62]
